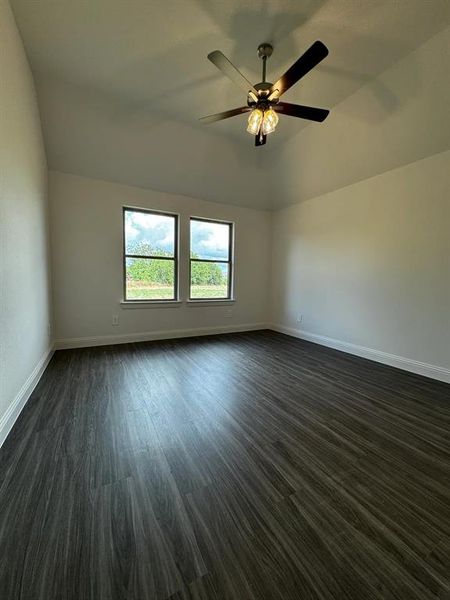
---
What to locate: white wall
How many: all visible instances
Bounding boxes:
[269,26,450,382]
[267,25,450,208]
[49,171,271,346]
[36,77,271,210]
[0,0,52,444]
[271,149,450,380]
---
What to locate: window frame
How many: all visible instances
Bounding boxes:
[122,206,179,303]
[189,216,234,301]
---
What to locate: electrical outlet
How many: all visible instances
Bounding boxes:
[112,314,119,326]
[296,313,303,324]
[224,308,233,319]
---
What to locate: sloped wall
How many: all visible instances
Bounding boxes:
[0,0,52,444]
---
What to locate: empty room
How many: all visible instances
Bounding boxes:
[1,0,449,598]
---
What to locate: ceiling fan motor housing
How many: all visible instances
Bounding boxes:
[249,82,277,109]
[254,82,273,93]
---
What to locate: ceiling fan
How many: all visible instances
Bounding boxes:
[200,41,330,146]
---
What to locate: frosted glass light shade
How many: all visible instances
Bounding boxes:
[247,109,263,135]
[261,108,279,135]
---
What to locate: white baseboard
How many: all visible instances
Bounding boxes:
[0,347,54,448]
[54,322,269,350]
[270,324,450,384]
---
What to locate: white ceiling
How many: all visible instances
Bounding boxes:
[11,0,450,208]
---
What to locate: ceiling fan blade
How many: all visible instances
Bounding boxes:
[275,101,329,122]
[270,41,328,97]
[255,134,267,147]
[199,106,251,124]
[208,50,258,95]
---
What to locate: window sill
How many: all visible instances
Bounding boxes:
[186,299,236,306]
[120,299,236,308]
[120,300,182,308]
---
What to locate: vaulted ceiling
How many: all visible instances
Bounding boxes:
[11,0,450,209]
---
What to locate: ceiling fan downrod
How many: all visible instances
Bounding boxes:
[257,43,273,84]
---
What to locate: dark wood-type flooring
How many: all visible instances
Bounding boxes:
[1,330,449,599]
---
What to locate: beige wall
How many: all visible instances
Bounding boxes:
[49,171,271,346]
[271,149,450,378]
[0,0,51,443]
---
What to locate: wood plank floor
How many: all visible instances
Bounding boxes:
[1,330,449,599]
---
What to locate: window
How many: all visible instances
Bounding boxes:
[190,218,233,300]
[123,207,178,301]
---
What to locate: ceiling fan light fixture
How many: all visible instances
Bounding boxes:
[248,90,259,104]
[247,108,263,135]
[261,107,279,135]
[202,41,330,146]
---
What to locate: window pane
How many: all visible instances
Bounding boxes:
[126,258,175,300]
[190,219,230,261]
[125,210,175,257]
[190,262,229,299]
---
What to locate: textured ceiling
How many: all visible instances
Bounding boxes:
[11,0,450,208]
